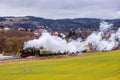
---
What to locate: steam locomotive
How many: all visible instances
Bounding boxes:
[20,48,66,58]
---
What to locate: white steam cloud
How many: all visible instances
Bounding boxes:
[23,21,120,53]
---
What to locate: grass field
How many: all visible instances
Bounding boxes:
[0,50,120,80]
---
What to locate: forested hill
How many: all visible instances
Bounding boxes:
[0,16,120,32]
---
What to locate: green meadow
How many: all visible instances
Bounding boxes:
[0,50,120,80]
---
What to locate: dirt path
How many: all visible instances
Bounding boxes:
[0,54,78,65]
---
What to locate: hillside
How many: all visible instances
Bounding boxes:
[0,50,120,80]
[0,16,120,32]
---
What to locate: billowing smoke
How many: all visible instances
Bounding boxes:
[23,21,120,53]
[99,21,113,33]
[86,21,119,51]
[24,32,86,53]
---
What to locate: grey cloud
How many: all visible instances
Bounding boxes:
[0,0,120,19]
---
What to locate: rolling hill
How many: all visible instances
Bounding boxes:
[0,16,120,32]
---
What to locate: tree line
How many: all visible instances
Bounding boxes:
[0,29,34,56]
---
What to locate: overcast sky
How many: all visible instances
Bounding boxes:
[0,0,120,19]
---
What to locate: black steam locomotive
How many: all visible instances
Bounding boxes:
[20,49,37,58]
[20,49,66,58]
